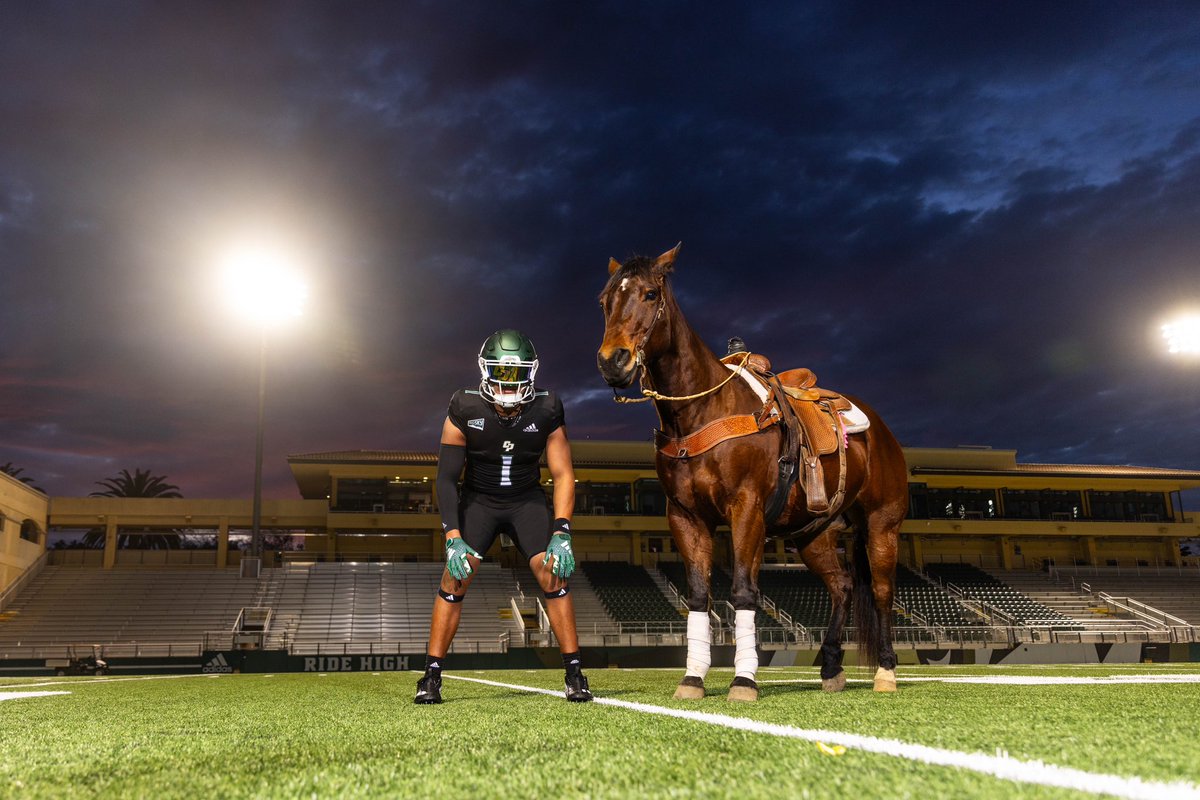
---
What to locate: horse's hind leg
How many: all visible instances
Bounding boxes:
[669,508,714,700]
[867,512,902,693]
[800,527,851,692]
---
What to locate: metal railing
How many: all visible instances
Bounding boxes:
[1047,560,1200,579]
[0,641,206,659]
[1095,593,1189,629]
[288,634,510,656]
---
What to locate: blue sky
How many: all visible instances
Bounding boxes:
[1,2,1199,499]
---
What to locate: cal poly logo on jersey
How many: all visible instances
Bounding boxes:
[502,441,515,452]
[468,418,485,431]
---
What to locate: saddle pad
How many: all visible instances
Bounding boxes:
[724,362,771,405]
[840,402,870,434]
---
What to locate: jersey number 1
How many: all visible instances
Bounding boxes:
[500,455,513,487]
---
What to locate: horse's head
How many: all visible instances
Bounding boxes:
[596,243,680,387]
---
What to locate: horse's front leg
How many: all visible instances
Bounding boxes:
[726,501,766,702]
[668,506,714,700]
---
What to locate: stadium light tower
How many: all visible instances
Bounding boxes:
[1162,313,1200,356]
[220,244,308,568]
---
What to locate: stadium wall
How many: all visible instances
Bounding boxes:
[3,643,1198,678]
[0,470,48,601]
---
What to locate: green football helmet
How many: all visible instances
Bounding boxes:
[478,329,539,408]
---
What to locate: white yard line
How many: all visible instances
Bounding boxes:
[758,673,1200,685]
[444,674,1200,800]
[0,673,222,690]
[0,691,71,702]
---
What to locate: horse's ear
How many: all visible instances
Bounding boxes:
[652,242,682,275]
[608,257,622,275]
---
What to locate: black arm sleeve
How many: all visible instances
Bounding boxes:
[436,444,467,533]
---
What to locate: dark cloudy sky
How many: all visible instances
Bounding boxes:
[2,2,1200,500]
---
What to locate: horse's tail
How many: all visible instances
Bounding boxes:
[852,525,881,669]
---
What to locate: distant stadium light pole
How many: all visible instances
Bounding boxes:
[221,246,308,565]
[1162,314,1200,356]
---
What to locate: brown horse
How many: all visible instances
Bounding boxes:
[597,244,909,701]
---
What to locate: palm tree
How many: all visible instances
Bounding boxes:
[83,469,184,549]
[90,468,182,499]
[0,462,45,493]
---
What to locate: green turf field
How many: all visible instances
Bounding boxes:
[2,664,1199,799]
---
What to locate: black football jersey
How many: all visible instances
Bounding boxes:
[447,389,564,495]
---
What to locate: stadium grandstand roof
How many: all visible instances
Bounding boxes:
[910,463,1200,480]
[288,450,438,465]
[289,442,1200,485]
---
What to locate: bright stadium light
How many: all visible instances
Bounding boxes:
[220,245,308,328]
[1162,313,1200,356]
[218,242,309,571]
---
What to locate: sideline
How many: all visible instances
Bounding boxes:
[444,674,1200,800]
[0,690,71,702]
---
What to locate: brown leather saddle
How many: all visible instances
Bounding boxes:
[717,352,854,518]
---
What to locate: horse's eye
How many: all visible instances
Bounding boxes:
[645,290,658,301]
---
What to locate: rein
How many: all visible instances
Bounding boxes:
[613,350,753,404]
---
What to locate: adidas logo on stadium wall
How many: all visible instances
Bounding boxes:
[202,653,234,674]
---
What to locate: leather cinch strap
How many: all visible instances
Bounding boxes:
[655,413,779,459]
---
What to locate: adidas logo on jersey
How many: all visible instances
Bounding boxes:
[202,652,234,673]
[468,418,485,430]
[523,422,539,432]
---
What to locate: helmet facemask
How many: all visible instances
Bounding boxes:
[479,356,538,408]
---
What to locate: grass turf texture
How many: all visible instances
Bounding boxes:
[0,665,1197,799]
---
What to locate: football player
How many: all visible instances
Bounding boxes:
[415,329,593,704]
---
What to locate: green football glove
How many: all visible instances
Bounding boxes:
[543,532,575,579]
[445,537,481,581]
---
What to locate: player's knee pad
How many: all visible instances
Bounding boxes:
[544,585,570,600]
[438,588,465,603]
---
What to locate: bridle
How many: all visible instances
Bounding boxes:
[610,278,752,405]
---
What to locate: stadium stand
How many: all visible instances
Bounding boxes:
[1047,566,1200,626]
[987,569,1140,627]
[893,564,986,628]
[275,562,521,652]
[559,566,621,635]
[0,566,259,646]
[755,567,839,629]
[923,563,1080,627]
[579,561,683,632]
[754,564,982,638]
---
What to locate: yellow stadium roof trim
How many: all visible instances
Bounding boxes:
[911,465,1200,480]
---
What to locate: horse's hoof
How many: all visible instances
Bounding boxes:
[726,676,758,702]
[726,686,758,702]
[821,672,846,692]
[873,667,897,693]
[673,676,705,700]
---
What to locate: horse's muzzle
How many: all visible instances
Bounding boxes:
[597,348,637,388]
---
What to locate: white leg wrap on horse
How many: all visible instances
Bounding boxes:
[733,609,758,681]
[684,611,712,679]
